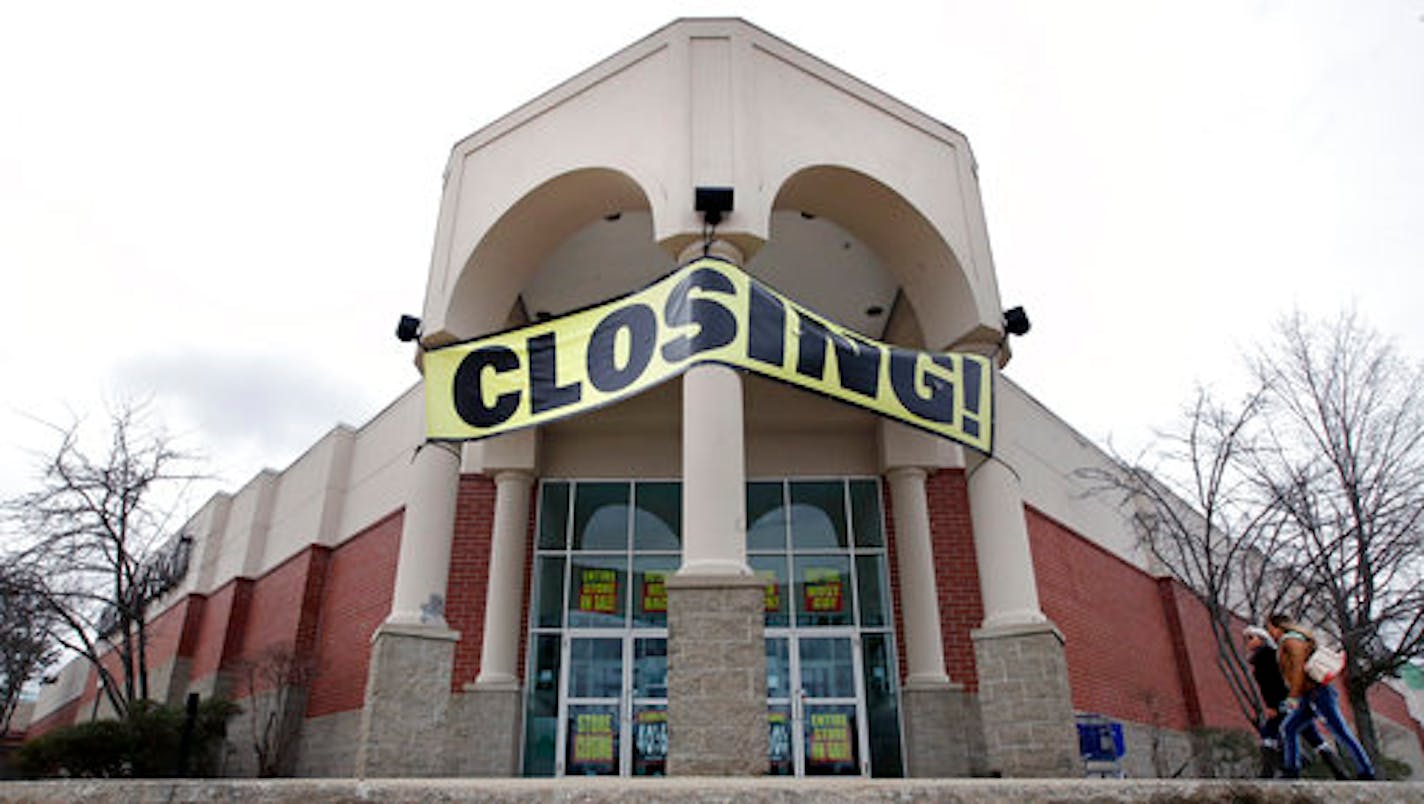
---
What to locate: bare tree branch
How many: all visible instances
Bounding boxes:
[2,399,203,720]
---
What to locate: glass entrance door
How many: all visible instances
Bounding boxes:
[558,634,668,776]
[525,478,903,777]
[766,632,868,776]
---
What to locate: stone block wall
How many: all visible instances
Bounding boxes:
[665,575,767,776]
[972,623,1080,777]
[293,710,361,777]
[901,684,986,777]
[1117,719,1196,778]
[446,688,522,776]
[220,685,311,778]
[354,628,458,777]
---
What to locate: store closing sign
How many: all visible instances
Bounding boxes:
[424,257,993,453]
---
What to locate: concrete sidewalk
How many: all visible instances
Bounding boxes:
[0,777,1418,803]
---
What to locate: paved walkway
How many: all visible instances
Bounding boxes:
[0,777,1418,803]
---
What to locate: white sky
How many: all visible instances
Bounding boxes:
[2,1,1422,508]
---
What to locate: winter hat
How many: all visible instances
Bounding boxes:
[1243,625,1276,649]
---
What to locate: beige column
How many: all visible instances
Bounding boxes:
[675,239,751,578]
[966,452,1046,629]
[950,345,1045,630]
[665,239,765,776]
[886,467,951,685]
[385,440,462,630]
[474,469,534,688]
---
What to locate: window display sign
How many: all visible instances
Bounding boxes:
[758,569,781,613]
[425,257,994,455]
[577,568,618,613]
[573,712,615,765]
[768,711,791,765]
[634,709,667,762]
[803,568,844,613]
[808,711,852,764]
[640,571,667,613]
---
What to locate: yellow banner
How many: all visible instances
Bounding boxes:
[424,257,993,453]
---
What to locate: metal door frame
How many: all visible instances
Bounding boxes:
[766,626,870,777]
[555,628,668,776]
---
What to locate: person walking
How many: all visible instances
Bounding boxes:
[1267,614,1377,780]
[1242,625,1347,779]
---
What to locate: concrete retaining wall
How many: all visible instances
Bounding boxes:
[0,777,1417,803]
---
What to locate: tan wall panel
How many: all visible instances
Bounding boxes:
[335,385,422,544]
[997,378,1146,570]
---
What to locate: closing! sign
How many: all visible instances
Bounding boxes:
[423,257,993,453]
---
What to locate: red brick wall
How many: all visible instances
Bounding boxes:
[187,579,252,684]
[305,511,401,718]
[142,598,193,671]
[73,600,201,717]
[231,546,331,698]
[1027,507,1197,730]
[447,476,539,691]
[177,594,207,658]
[448,475,496,691]
[1155,578,1246,729]
[925,470,984,692]
[887,470,984,690]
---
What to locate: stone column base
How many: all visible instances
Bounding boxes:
[665,574,767,776]
[902,681,987,777]
[447,683,523,776]
[971,622,1080,777]
[355,623,459,777]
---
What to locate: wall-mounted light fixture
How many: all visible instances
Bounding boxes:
[695,186,734,226]
[395,314,422,342]
[1003,306,1031,337]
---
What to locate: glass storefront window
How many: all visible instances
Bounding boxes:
[746,481,788,551]
[567,637,622,699]
[855,554,889,628]
[850,479,884,547]
[534,556,566,628]
[793,555,853,627]
[573,482,630,550]
[568,555,627,628]
[631,556,675,628]
[749,555,789,627]
[862,633,904,778]
[798,637,857,699]
[539,481,570,549]
[765,637,791,699]
[789,481,848,550]
[633,638,667,699]
[633,482,681,551]
[526,477,901,778]
[521,634,561,776]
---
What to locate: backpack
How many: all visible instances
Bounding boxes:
[1283,630,1346,684]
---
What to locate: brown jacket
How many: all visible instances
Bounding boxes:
[1278,631,1315,698]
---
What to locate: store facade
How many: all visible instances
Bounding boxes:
[27,18,1424,780]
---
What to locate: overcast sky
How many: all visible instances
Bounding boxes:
[2,1,1422,509]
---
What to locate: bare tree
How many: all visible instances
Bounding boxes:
[1,565,55,735]
[1080,386,1302,728]
[238,646,317,777]
[1250,310,1424,761]
[2,400,201,720]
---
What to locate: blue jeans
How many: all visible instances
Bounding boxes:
[1280,684,1376,778]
